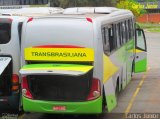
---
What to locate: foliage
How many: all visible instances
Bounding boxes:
[116,0,146,17]
[50,0,116,8]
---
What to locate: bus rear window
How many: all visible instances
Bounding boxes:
[0,23,11,44]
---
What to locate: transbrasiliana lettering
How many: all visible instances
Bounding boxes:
[31,52,87,57]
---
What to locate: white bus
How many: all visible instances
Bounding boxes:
[0,7,63,111]
[20,7,147,114]
[0,16,25,111]
[0,7,63,16]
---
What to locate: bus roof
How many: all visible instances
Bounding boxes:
[29,7,133,23]
[0,15,27,21]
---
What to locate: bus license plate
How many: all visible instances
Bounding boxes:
[53,106,66,111]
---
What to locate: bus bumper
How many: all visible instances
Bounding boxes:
[0,92,20,110]
[23,96,102,114]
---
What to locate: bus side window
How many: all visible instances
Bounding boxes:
[102,27,110,55]
[113,24,118,49]
[125,21,129,42]
[120,22,123,45]
[131,18,135,38]
[116,24,120,48]
[102,24,117,55]
[128,19,131,40]
[122,22,126,44]
[108,26,114,52]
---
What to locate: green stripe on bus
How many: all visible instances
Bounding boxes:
[23,96,102,114]
[134,58,147,73]
[22,64,91,68]
[21,63,93,73]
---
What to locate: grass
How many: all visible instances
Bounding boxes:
[148,29,160,32]
[136,22,160,32]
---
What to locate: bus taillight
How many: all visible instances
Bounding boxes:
[27,17,33,23]
[87,78,101,101]
[22,76,33,99]
[12,74,19,92]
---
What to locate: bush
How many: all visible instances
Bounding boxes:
[117,0,146,17]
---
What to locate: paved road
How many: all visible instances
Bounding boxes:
[17,32,160,119]
[113,32,160,113]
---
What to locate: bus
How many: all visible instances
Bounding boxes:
[0,16,26,111]
[0,7,63,16]
[0,7,63,111]
[20,7,147,114]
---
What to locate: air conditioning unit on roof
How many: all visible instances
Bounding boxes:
[63,7,118,15]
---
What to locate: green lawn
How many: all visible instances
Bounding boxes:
[137,22,160,32]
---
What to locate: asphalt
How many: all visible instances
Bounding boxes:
[113,32,160,113]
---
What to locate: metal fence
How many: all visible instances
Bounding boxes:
[0,0,48,5]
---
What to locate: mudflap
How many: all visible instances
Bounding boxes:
[0,93,20,111]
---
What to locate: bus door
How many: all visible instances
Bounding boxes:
[134,28,147,73]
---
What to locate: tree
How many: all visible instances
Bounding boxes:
[116,0,146,17]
